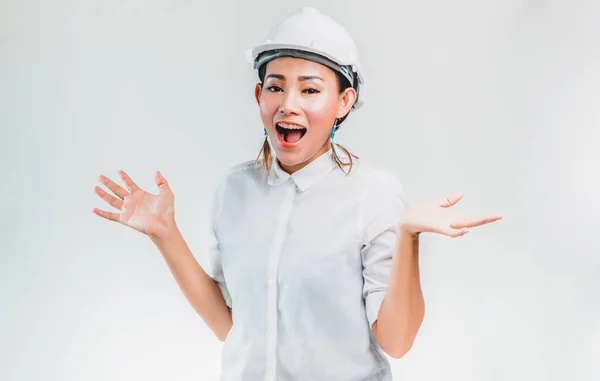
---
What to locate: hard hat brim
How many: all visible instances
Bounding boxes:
[245,42,366,110]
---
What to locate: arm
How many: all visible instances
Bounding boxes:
[92,169,233,342]
[151,224,233,342]
[372,226,424,359]
[372,192,502,358]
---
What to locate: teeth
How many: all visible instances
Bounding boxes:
[278,122,305,130]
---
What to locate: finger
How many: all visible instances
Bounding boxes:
[450,214,503,229]
[94,186,124,210]
[98,174,128,199]
[92,207,121,223]
[440,192,464,208]
[155,171,171,193]
[440,227,470,238]
[118,170,140,193]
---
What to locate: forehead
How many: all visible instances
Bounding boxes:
[264,56,336,79]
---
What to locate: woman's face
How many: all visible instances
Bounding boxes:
[255,56,356,174]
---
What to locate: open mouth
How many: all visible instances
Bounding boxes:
[275,122,307,146]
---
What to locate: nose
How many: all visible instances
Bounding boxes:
[279,90,301,115]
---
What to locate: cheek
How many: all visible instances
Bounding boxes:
[259,94,279,122]
[304,96,338,129]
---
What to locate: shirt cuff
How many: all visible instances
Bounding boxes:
[366,289,387,328]
[216,281,232,308]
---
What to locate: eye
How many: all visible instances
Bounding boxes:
[303,88,320,94]
[267,86,282,92]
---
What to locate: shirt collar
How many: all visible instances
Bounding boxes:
[268,148,338,192]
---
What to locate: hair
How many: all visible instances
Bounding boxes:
[253,60,360,176]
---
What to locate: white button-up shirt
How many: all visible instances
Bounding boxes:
[208,147,410,381]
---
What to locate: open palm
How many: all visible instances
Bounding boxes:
[400,192,502,238]
[93,170,175,238]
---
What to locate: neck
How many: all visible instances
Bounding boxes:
[279,141,333,174]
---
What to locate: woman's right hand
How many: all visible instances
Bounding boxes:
[93,170,176,239]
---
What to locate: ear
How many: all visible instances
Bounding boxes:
[254,83,262,106]
[336,87,357,118]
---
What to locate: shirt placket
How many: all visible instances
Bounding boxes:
[265,181,297,381]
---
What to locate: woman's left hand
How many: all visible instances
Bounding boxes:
[399,192,503,238]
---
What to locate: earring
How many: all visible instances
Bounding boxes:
[264,128,268,139]
[330,120,339,143]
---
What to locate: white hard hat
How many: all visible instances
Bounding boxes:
[245,7,366,111]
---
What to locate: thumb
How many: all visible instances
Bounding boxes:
[155,171,171,193]
[440,192,464,208]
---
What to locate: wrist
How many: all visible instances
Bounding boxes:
[398,216,420,240]
[399,226,420,240]
[149,219,180,243]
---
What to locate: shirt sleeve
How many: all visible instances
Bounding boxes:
[359,168,410,329]
[208,170,232,308]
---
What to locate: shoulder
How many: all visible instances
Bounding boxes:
[347,158,410,222]
[217,159,265,185]
[226,159,259,176]
[351,156,405,194]
[211,158,271,202]
[352,157,410,241]
[210,159,264,215]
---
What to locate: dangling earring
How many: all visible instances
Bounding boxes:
[330,119,339,144]
[264,128,268,139]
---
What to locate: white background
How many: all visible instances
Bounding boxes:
[1,0,599,380]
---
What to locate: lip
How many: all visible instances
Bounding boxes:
[274,121,307,149]
[275,120,306,128]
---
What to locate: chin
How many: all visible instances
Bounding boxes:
[273,147,307,166]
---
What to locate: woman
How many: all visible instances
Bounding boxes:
[92,8,502,381]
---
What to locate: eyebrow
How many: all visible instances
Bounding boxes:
[265,74,324,82]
